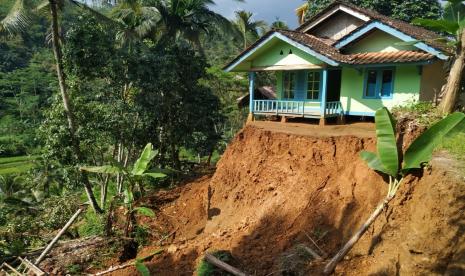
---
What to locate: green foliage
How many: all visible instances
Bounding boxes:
[77,208,106,237]
[412,0,465,47]
[441,120,465,160]
[305,0,441,22]
[403,112,465,171]
[133,225,150,246]
[233,10,267,49]
[132,144,158,176]
[0,193,81,260]
[133,207,155,217]
[374,108,399,176]
[362,108,464,178]
[197,251,235,276]
[135,259,150,276]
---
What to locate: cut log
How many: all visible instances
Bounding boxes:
[205,253,247,276]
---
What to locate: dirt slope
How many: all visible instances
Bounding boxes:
[112,125,465,276]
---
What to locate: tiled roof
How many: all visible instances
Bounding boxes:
[223,29,436,70]
[297,1,452,54]
[347,51,435,64]
[223,29,344,71]
[277,29,349,62]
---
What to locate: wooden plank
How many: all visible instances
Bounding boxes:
[1,263,22,276]
[19,258,45,276]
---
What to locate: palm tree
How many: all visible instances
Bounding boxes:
[0,0,104,213]
[413,0,465,113]
[151,0,234,57]
[233,10,267,50]
[296,3,308,25]
[271,18,289,30]
[111,0,161,48]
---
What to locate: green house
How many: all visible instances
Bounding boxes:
[224,1,452,125]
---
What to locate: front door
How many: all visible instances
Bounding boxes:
[326,69,342,102]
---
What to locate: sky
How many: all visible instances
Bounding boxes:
[210,0,306,29]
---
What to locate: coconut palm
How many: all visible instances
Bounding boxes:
[150,0,235,57]
[296,3,308,25]
[233,10,267,50]
[111,0,161,48]
[0,0,107,213]
[413,0,465,113]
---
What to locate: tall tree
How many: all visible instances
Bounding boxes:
[233,10,267,50]
[303,0,441,23]
[0,0,103,213]
[413,0,465,113]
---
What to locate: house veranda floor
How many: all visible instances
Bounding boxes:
[249,120,376,138]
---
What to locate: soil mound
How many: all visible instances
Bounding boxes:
[111,125,465,275]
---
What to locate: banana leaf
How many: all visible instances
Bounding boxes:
[80,165,123,174]
[132,143,157,176]
[412,18,459,36]
[360,151,391,176]
[403,112,465,173]
[134,206,155,217]
[374,108,399,177]
[135,260,150,276]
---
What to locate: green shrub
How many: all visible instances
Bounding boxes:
[133,225,150,246]
[197,251,236,276]
[77,209,105,237]
[392,100,443,127]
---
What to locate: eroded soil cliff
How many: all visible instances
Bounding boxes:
[100,124,465,275]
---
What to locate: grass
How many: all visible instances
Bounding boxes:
[0,155,38,175]
[440,120,465,161]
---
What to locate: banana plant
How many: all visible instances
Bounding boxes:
[81,143,166,236]
[324,108,465,274]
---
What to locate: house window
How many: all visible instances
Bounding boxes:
[283,71,296,99]
[364,68,394,98]
[307,71,320,100]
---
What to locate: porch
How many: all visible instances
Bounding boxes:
[252,100,343,119]
[247,68,345,125]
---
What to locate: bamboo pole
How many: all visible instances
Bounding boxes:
[205,253,247,276]
[35,208,83,265]
[323,198,391,274]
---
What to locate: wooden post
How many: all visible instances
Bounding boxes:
[281,116,288,123]
[337,114,346,125]
[248,72,255,114]
[320,69,328,124]
[246,113,254,124]
[35,208,83,265]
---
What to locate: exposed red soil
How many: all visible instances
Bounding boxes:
[104,124,465,276]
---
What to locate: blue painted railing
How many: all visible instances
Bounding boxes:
[253,100,342,117]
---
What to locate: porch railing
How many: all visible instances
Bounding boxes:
[253,100,343,117]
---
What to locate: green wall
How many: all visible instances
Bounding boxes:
[340,66,421,114]
[252,40,324,68]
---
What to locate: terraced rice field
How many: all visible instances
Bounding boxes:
[0,155,38,175]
